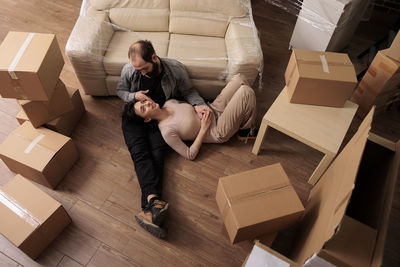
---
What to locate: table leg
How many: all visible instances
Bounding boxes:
[252,119,269,155]
[308,153,334,185]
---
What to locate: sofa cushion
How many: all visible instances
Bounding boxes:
[109,8,169,31]
[103,31,170,75]
[192,79,226,100]
[90,0,169,10]
[169,10,229,38]
[170,0,248,16]
[105,75,120,95]
[167,34,228,80]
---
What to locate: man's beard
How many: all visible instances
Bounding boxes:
[146,61,160,78]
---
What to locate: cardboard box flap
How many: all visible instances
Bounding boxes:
[244,241,301,267]
[293,49,357,83]
[0,122,70,171]
[370,137,400,267]
[318,216,377,267]
[290,107,374,264]
[16,109,29,122]
[381,49,400,69]
[0,32,54,73]
[385,30,400,62]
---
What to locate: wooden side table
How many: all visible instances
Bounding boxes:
[252,87,358,185]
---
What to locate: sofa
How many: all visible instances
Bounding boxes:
[66,0,263,99]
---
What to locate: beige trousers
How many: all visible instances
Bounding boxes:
[209,74,257,142]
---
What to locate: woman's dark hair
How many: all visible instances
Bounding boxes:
[128,40,155,62]
[121,101,145,123]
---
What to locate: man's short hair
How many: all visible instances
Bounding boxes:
[128,40,155,62]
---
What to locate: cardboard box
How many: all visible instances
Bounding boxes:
[243,241,301,267]
[16,109,29,125]
[289,0,369,52]
[16,87,86,136]
[46,87,86,136]
[385,30,400,62]
[18,80,73,128]
[317,216,377,267]
[0,174,71,259]
[216,163,305,244]
[0,121,79,188]
[0,31,64,101]
[241,109,400,266]
[285,49,357,107]
[351,50,400,117]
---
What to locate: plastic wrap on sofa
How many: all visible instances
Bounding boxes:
[65,0,264,98]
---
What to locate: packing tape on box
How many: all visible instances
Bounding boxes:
[24,134,45,154]
[0,190,41,228]
[319,55,329,73]
[221,183,291,219]
[11,132,53,155]
[296,58,353,68]
[8,33,35,80]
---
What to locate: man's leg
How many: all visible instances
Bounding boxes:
[121,117,160,209]
[121,117,168,238]
[215,85,257,142]
[147,122,169,199]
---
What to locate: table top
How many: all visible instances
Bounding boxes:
[264,86,358,154]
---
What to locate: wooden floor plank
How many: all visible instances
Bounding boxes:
[68,200,136,252]
[57,256,83,267]
[87,244,143,267]
[51,224,101,266]
[0,252,22,267]
[0,0,399,266]
[0,235,64,267]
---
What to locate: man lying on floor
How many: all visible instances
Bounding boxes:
[117,40,210,238]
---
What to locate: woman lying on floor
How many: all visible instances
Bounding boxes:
[126,74,257,160]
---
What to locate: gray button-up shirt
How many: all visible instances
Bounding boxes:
[116,57,205,106]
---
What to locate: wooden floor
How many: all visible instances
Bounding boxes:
[0,0,399,266]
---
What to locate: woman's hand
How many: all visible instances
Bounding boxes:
[200,110,212,132]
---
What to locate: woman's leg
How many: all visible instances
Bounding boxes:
[209,74,248,115]
[215,85,257,142]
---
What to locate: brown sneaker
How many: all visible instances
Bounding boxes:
[149,198,169,226]
[135,210,167,238]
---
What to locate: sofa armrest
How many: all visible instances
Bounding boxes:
[225,17,263,85]
[66,10,114,95]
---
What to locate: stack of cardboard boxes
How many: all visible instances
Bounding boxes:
[351,31,400,117]
[0,31,85,259]
[216,49,360,246]
[216,47,399,266]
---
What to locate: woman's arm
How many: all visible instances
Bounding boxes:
[161,110,212,160]
[190,110,212,156]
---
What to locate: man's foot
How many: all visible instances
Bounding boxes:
[236,128,258,143]
[135,211,167,238]
[148,198,169,226]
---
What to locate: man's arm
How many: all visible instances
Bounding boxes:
[175,62,206,106]
[116,63,136,102]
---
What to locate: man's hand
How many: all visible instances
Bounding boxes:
[194,105,211,119]
[134,90,152,102]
